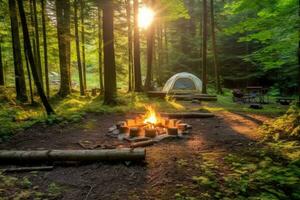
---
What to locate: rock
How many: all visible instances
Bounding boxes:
[249,104,263,109]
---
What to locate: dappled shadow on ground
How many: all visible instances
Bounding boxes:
[0,110,271,200]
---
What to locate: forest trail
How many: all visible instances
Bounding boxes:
[0,106,271,200]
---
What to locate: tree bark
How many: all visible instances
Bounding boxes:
[126,0,133,92]
[29,0,37,74]
[41,0,49,98]
[24,47,34,104]
[201,0,208,94]
[8,0,28,102]
[33,0,43,89]
[0,149,145,163]
[210,0,222,94]
[0,40,4,86]
[80,0,87,90]
[74,0,85,96]
[133,0,142,92]
[56,0,71,97]
[17,0,54,115]
[298,0,300,106]
[164,23,169,65]
[144,19,155,91]
[98,4,104,94]
[103,0,117,104]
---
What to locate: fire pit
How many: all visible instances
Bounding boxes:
[108,106,192,146]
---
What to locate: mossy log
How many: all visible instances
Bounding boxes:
[132,112,214,118]
[0,148,145,163]
[147,91,217,101]
[160,112,214,118]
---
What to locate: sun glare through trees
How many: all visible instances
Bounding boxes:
[0,0,299,199]
[138,6,155,29]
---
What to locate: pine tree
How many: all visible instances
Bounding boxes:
[41,0,49,98]
[56,0,71,97]
[0,39,4,86]
[210,0,222,94]
[74,0,85,96]
[201,0,208,94]
[8,0,28,102]
[133,0,142,92]
[103,0,117,104]
[17,0,54,114]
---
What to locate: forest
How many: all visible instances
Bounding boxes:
[0,0,299,199]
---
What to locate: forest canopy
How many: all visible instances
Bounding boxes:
[0,0,298,111]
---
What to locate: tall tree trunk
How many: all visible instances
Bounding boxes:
[17,0,54,114]
[33,0,43,88]
[144,16,155,91]
[29,0,37,69]
[298,0,300,106]
[41,0,49,98]
[102,0,117,104]
[126,0,133,92]
[74,0,85,96]
[133,0,142,92]
[56,0,71,97]
[24,49,34,103]
[98,4,103,94]
[80,0,87,90]
[201,0,208,94]
[164,23,169,65]
[155,21,163,85]
[0,39,4,86]
[210,0,222,94]
[199,0,202,73]
[8,0,28,102]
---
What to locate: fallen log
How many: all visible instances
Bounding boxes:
[132,112,214,118]
[130,140,156,148]
[147,91,217,100]
[0,148,145,164]
[170,95,217,101]
[2,166,54,173]
[160,112,214,118]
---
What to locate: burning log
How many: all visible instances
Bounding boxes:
[145,128,157,138]
[109,106,193,145]
[167,127,178,136]
[0,149,146,163]
[129,127,141,137]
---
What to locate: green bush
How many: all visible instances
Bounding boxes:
[259,105,300,140]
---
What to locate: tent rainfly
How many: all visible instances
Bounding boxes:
[162,72,203,94]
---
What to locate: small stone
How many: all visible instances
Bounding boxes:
[124,161,131,166]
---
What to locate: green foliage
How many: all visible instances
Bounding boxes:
[221,153,300,200]
[259,105,300,140]
[222,0,298,91]
[0,172,61,200]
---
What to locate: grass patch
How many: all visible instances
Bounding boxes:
[0,91,188,138]
[202,90,288,116]
[0,172,62,200]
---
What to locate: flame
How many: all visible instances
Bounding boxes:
[143,106,158,125]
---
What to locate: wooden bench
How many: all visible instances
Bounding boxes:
[276,97,295,105]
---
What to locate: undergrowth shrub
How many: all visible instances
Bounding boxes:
[260,105,300,140]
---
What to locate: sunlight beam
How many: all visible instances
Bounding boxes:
[138,6,155,29]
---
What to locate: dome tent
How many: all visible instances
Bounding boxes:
[162,72,203,93]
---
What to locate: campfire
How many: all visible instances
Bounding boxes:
[108,106,192,145]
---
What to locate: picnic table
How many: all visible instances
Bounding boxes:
[246,86,269,104]
[232,86,269,104]
[276,97,295,105]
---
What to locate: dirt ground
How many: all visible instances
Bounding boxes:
[0,109,270,200]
